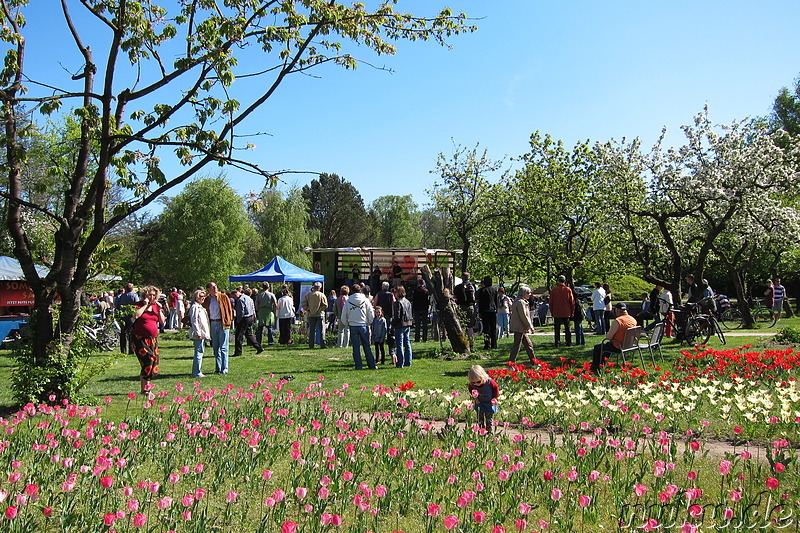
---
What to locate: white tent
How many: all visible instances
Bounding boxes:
[0,256,49,280]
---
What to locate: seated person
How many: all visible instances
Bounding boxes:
[591,302,637,374]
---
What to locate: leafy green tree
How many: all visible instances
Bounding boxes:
[370,195,422,248]
[301,173,375,248]
[419,208,452,249]
[771,73,800,135]
[428,143,507,273]
[154,177,251,290]
[503,132,622,286]
[0,0,474,401]
[249,186,313,270]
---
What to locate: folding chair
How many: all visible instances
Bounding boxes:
[601,326,645,367]
[639,321,665,363]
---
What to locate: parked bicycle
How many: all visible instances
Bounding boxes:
[80,316,121,351]
[716,298,777,330]
[684,303,726,346]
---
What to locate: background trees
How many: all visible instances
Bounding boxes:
[153,177,252,290]
[250,186,314,270]
[0,0,473,400]
[506,133,621,286]
[369,195,422,248]
[428,144,507,273]
[302,173,375,248]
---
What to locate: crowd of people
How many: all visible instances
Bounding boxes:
[90,271,789,393]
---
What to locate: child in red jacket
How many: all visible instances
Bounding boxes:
[467,365,500,434]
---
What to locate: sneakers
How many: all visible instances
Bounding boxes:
[193,373,205,378]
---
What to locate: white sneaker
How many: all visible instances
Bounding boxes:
[194,373,205,378]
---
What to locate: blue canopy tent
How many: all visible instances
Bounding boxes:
[228,256,323,283]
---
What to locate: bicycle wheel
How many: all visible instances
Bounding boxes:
[711,317,726,345]
[752,308,777,328]
[685,317,712,346]
[719,308,743,330]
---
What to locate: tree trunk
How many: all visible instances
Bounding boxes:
[729,270,754,328]
[420,265,470,355]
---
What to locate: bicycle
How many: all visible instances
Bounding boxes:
[80,317,121,351]
[750,298,778,328]
[718,306,744,330]
[684,305,726,346]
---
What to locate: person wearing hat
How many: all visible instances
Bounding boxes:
[590,301,637,374]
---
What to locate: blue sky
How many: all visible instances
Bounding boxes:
[238,0,800,208]
[22,1,800,211]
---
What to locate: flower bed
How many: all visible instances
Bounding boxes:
[0,347,798,531]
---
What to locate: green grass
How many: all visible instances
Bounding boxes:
[2,316,793,418]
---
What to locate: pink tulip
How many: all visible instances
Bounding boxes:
[133,513,147,528]
[103,513,116,526]
[515,518,527,531]
[634,483,647,497]
[722,508,734,520]
[641,518,659,532]
[729,490,742,502]
[688,504,702,517]
[281,521,297,533]
[492,527,506,533]
[5,506,18,520]
[100,476,113,488]
[550,488,563,501]
[472,511,486,522]
[158,497,174,510]
[681,522,698,533]
[295,487,308,499]
[766,477,779,490]
[426,503,440,517]
[182,494,195,507]
[226,491,238,503]
[719,460,732,475]
[518,502,532,514]
[578,495,592,507]
[443,515,459,530]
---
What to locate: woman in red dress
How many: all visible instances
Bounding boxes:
[131,286,165,394]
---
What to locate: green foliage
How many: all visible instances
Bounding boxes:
[249,186,313,271]
[428,143,508,273]
[771,73,800,135]
[369,194,422,248]
[605,274,654,302]
[10,308,125,404]
[154,176,250,289]
[301,173,375,248]
[774,326,800,345]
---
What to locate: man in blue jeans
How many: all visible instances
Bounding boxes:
[300,282,328,349]
[340,284,377,370]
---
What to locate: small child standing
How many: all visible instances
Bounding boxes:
[372,306,388,364]
[467,365,500,434]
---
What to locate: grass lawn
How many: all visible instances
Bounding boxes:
[1,316,792,417]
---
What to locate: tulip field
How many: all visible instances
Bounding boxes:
[1,342,799,531]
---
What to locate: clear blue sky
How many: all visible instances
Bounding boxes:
[23,1,800,211]
[231,0,800,209]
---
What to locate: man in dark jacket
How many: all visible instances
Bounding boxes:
[412,279,429,343]
[477,276,499,349]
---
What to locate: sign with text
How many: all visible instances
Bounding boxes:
[1,280,35,306]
